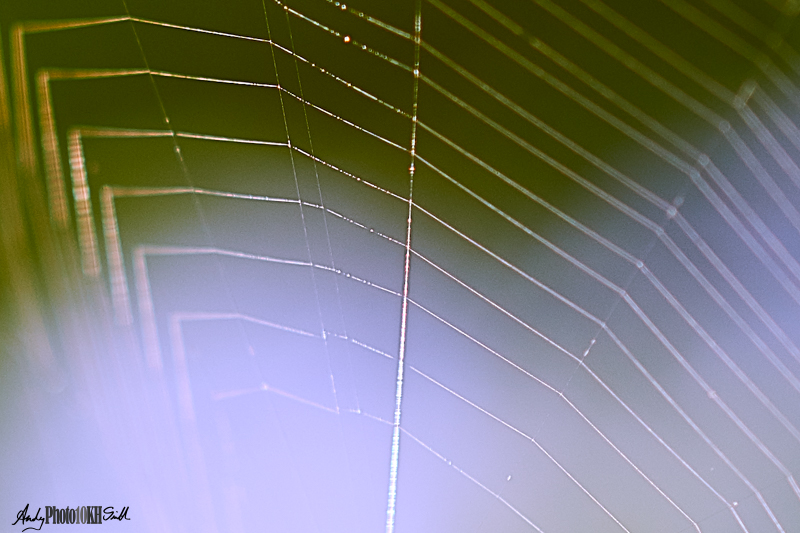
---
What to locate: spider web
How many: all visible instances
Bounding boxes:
[8,0,800,532]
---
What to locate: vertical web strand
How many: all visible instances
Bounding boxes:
[386,1,423,532]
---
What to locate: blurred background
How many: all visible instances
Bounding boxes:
[2,0,800,532]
